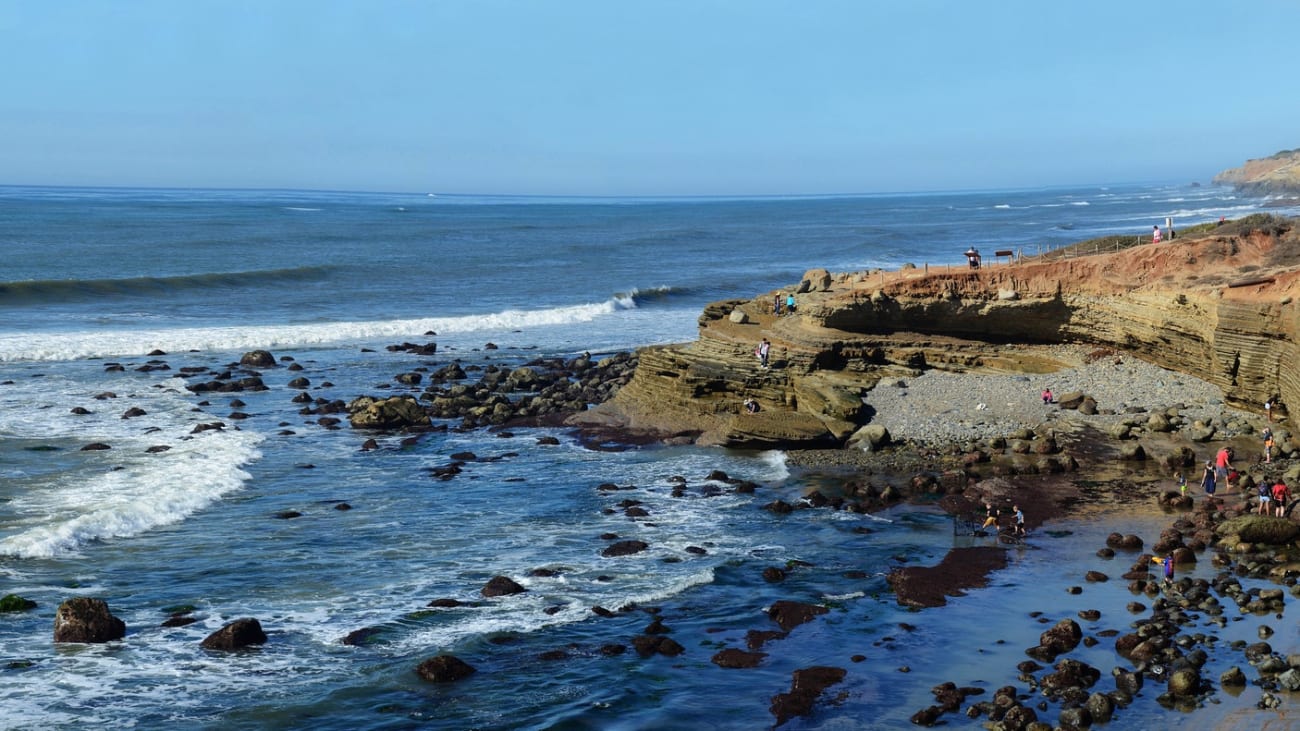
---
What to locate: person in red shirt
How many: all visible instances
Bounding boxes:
[1272,480,1290,518]
[1214,447,1233,487]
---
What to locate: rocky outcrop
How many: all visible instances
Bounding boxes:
[577,218,1300,448]
[200,618,268,650]
[53,597,126,643]
[347,395,431,429]
[1214,149,1300,195]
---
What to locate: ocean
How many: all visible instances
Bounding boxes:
[1,183,1295,730]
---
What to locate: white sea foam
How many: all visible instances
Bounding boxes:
[0,298,635,363]
[757,450,790,482]
[994,204,1012,209]
[0,426,263,559]
[1070,201,1090,206]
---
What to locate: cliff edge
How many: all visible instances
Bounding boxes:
[1213,149,1300,195]
[574,216,1300,448]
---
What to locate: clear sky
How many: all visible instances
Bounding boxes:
[2,1,1297,196]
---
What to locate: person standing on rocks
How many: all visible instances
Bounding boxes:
[1012,505,1025,538]
[773,294,782,316]
[1272,479,1290,518]
[1152,225,1163,244]
[756,338,771,368]
[785,293,796,314]
[1214,446,1233,488]
[1258,480,1273,516]
[1263,427,1275,464]
[1041,388,1053,405]
[1265,397,1275,422]
[1200,460,1216,496]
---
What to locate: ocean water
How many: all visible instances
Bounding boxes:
[1,183,1297,730]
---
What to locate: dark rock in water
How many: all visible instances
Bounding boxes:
[536,436,560,445]
[334,502,352,511]
[1221,666,1247,687]
[1167,667,1202,697]
[273,510,302,520]
[415,654,476,683]
[240,350,276,368]
[481,576,527,597]
[599,643,626,655]
[121,407,147,419]
[161,613,198,628]
[93,392,117,400]
[347,395,430,430]
[341,627,383,646]
[201,618,267,650]
[1085,571,1109,582]
[70,406,92,415]
[1033,619,1082,661]
[602,540,649,557]
[287,377,310,389]
[0,594,37,612]
[769,665,847,727]
[1040,658,1100,696]
[53,597,125,643]
[712,648,767,669]
[428,598,464,608]
[767,600,829,632]
[746,629,788,650]
[145,445,171,453]
[632,635,684,658]
[80,443,112,451]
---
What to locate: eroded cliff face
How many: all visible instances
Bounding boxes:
[1213,149,1300,195]
[577,222,1300,448]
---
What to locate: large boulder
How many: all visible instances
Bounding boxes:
[801,268,833,292]
[416,654,476,682]
[347,396,431,429]
[200,617,267,650]
[239,350,276,368]
[1055,391,1087,410]
[847,424,891,452]
[53,597,126,643]
[480,576,527,597]
[1215,516,1300,545]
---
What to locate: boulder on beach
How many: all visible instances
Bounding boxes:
[1215,515,1300,545]
[200,618,267,650]
[53,597,126,643]
[847,424,891,452]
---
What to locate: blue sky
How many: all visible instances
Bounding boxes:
[2,1,1297,196]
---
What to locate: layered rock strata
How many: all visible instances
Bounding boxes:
[577,220,1300,448]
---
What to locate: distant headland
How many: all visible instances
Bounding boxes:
[1214,148,1300,196]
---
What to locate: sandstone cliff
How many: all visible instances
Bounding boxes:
[575,217,1300,448]
[1213,149,1300,195]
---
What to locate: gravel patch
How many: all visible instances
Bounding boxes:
[864,347,1237,447]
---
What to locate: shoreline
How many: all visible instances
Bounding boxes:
[767,346,1300,727]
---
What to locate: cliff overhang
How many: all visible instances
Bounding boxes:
[574,218,1300,450]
